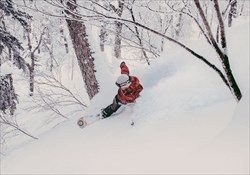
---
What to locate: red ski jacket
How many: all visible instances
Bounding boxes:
[117,63,143,104]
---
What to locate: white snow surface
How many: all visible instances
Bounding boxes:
[1,18,249,174]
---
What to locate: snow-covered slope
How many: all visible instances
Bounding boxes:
[1,18,249,174]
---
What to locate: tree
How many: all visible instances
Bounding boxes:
[193,0,241,100]
[0,0,38,142]
[112,0,125,59]
[63,0,99,99]
[26,27,46,96]
[0,0,32,107]
[99,21,107,52]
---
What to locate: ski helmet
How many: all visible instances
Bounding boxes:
[116,74,131,88]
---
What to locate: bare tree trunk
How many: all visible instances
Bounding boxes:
[160,17,173,52]
[114,22,122,58]
[26,28,44,96]
[99,3,109,52]
[239,0,246,16]
[194,0,242,101]
[43,29,55,72]
[129,7,150,65]
[29,53,35,96]
[27,30,35,96]
[34,35,41,54]
[213,0,241,100]
[228,0,237,27]
[99,22,107,52]
[114,0,124,59]
[48,45,54,72]
[64,0,99,99]
[175,13,183,39]
[59,19,69,53]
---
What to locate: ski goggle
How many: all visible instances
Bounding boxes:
[116,79,131,88]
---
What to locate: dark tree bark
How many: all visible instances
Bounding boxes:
[64,0,99,99]
[213,0,241,100]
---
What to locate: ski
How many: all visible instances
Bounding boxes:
[77,113,102,128]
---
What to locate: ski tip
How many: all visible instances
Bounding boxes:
[77,118,87,128]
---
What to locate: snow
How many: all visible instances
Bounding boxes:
[1,15,249,175]
[0,62,14,76]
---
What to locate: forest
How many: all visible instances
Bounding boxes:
[0,0,249,173]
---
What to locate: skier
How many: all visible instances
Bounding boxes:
[77,62,143,128]
[101,62,143,118]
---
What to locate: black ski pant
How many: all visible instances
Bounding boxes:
[102,95,121,118]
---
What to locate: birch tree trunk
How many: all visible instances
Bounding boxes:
[114,0,124,59]
[64,0,99,99]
